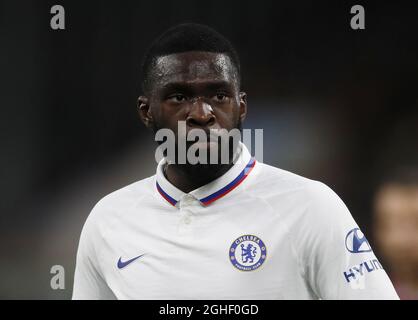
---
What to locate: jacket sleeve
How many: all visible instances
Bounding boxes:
[72,210,116,300]
[303,182,399,300]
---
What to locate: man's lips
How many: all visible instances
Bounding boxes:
[185,134,225,149]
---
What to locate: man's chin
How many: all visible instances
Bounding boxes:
[164,137,240,165]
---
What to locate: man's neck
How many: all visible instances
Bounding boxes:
[164,162,234,194]
[393,267,418,290]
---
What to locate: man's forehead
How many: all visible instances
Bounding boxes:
[153,52,236,85]
[375,184,418,217]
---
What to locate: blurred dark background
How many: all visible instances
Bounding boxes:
[1,0,417,298]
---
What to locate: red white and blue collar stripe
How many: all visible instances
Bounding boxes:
[155,143,256,207]
[156,181,178,206]
[198,157,255,205]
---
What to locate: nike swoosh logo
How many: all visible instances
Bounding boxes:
[117,254,146,269]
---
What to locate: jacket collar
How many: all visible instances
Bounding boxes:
[156,142,256,207]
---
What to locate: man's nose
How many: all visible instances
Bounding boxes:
[186,99,215,128]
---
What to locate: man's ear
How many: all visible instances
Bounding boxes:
[137,96,154,129]
[238,92,248,123]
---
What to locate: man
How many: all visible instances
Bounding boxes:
[72,23,399,299]
[373,168,418,299]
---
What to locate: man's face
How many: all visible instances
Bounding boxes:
[374,184,418,272]
[139,51,246,163]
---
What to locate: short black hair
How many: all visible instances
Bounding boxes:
[141,23,241,94]
[378,166,418,188]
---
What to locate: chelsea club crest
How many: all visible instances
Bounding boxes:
[229,235,267,271]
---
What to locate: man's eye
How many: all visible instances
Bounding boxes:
[214,93,228,101]
[168,94,187,102]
